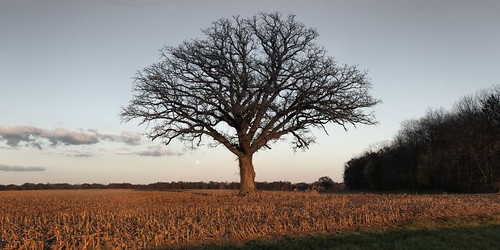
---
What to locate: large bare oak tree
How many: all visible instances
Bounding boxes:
[122,13,380,195]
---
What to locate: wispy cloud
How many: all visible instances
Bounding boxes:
[0,164,46,172]
[0,125,142,149]
[65,152,93,158]
[135,146,183,157]
[115,131,142,146]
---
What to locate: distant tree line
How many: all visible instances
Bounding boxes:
[344,85,500,193]
[0,177,344,192]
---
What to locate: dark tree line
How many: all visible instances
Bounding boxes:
[0,182,268,191]
[0,177,344,192]
[344,85,500,193]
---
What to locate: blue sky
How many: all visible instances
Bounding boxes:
[1,0,499,185]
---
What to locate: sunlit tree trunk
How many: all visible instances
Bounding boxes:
[238,154,256,195]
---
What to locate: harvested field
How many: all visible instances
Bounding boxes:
[0,189,498,249]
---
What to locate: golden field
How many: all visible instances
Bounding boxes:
[0,189,498,249]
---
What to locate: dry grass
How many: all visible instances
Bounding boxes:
[0,189,498,249]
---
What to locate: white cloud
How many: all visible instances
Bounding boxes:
[116,131,142,146]
[0,164,45,172]
[0,125,142,149]
[65,152,93,158]
[135,146,183,157]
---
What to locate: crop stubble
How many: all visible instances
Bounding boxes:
[0,190,498,249]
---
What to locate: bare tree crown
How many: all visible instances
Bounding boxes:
[122,12,380,158]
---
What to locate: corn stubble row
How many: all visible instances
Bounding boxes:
[0,190,498,249]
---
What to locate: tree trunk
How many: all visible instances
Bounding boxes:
[238,154,256,195]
